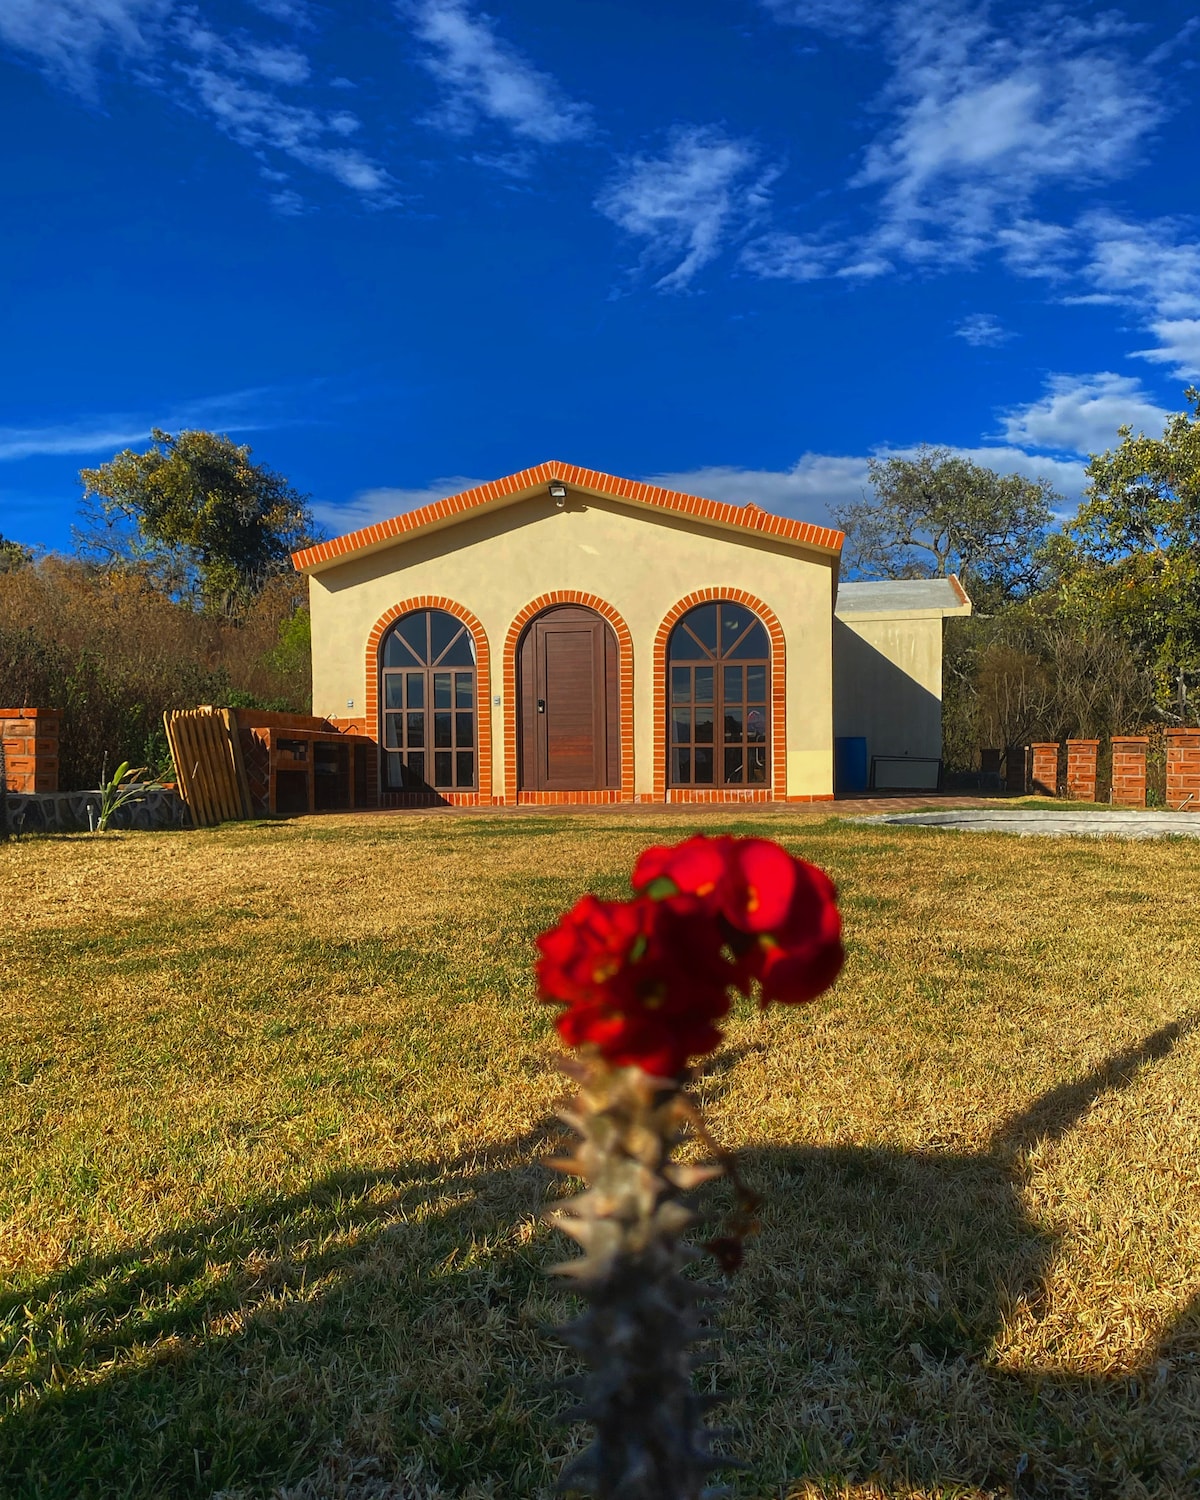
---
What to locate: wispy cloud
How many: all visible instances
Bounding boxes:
[313,477,484,533]
[0,0,392,204]
[0,388,288,464]
[954,312,1011,347]
[0,0,170,98]
[1001,372,1169,455]
[403,0,591,145]
[597,127,779,291]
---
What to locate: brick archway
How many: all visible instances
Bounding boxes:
[365,597,492,805]
[653,589,786,803]
[503,592,634,805]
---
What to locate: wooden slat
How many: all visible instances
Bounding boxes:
[200,713,236,822]
[183,715,219,827]
[163,712,198,827]
[222,708,253,819]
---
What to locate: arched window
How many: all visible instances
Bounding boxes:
[380,609,477,792]
[668,601,770,787]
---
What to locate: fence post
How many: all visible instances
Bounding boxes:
[1029,742,1059,797]
[1065,739,1100,802]
[1110,736,1149,807]
[1164,728,1200,811]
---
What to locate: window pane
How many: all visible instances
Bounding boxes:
[748,747,767,783]
[669,620,710,660]
[396,613,429,664]
[455,673,474,708]
[723,665,743,702]
[683,604,718,653]
[671,708,690,744]
[433,673,451,709]
[694,666,714,704]
[720,605,750,656]
[455,712,474,747]
[747,707,767,744]
[406,674,424,709]
[384,713,402,749]
[747,665,767,702]
[405,752,425,786]
[671,666,692,703]
[728,620,770,660]
[384,675,403,709]
[429,610,468,665]
[671,747,691,783]
[456,750,474,787]
[384,628,422,667]
[724,708,744,743]
[694,746,714,783]
[724,748,745,783]
[694,709,713,744]
[407,712,424,748]
[434,712,452,748]
[387,750,404,787]
[434,750,452,786]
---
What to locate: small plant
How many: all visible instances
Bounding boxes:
[536,834,844,1499]
[94,760,164,833]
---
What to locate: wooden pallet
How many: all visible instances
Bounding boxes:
[163,708,252,827]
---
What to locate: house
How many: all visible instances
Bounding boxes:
[292,462,971,807]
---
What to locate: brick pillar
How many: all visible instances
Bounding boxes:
[1110,737,1148,807]
[1066,739,1100,802]
[1029,742,1059,797]
[0,709,60,793]
[1164,728,1200,811]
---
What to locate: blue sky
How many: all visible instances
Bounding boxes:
[2,0,1198,554]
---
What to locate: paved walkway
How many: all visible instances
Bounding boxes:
[858,807,1200,839]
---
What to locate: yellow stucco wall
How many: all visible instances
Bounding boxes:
[832,612,944,761]
[306,487,836,798]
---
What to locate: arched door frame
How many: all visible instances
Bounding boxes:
[653,589,786,802]
[365,597,492,804]
[503,592,634,804]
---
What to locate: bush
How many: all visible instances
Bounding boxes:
[0,560,310,790]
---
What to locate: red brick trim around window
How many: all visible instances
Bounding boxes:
[502,592,635,806]
[652,589,787,803]
[364,597,492,807]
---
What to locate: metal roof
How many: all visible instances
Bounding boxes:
[835,575,972,617]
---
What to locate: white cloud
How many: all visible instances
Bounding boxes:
[954,312,1011,347]
[850,3,1163,269]
[0,0,170,97]
[1001,373,1169,455]
[176,17,311,85]
[313,478,484,533]
[645,455,872,523]
[597,127,778,291]
[1073,212,1200,376]
[181,67,392,196]
[404,0,591,145]
[760,1,874,39]
[739,232,837,282]
[245,0,311,22]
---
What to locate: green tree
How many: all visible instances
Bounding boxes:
[0,534,32,573]
[834,446,1057,610]
[1059,387,1200,716]
[79,429,316,612]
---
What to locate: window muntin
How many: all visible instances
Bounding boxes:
[380,610,477,791]
[667,602,769,787]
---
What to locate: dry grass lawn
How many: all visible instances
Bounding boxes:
[1,810,1198,1499]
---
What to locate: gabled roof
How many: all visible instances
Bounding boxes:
[292,460,844,574]
[835,575,972,619]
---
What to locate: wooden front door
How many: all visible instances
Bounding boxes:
[518,606,619,792]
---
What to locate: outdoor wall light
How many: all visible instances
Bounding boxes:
[549,481,567,507]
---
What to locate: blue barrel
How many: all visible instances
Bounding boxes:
[834,736,869,794]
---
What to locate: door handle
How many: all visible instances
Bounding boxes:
[537,698,546,714]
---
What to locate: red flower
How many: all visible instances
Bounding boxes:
[538,835,843,1077]
[536,891,733,1078]
[632,834,844,1005]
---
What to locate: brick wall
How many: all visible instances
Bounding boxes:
[0,709,60,794]
[1110,736,1148,807]
[1164,728,1200,811]
[1029,742,1059,797]
[1065,739,1099,802]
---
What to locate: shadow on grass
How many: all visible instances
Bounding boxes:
[3,1026,1199,1499]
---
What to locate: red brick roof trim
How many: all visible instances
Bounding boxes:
[292,461,844,572]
